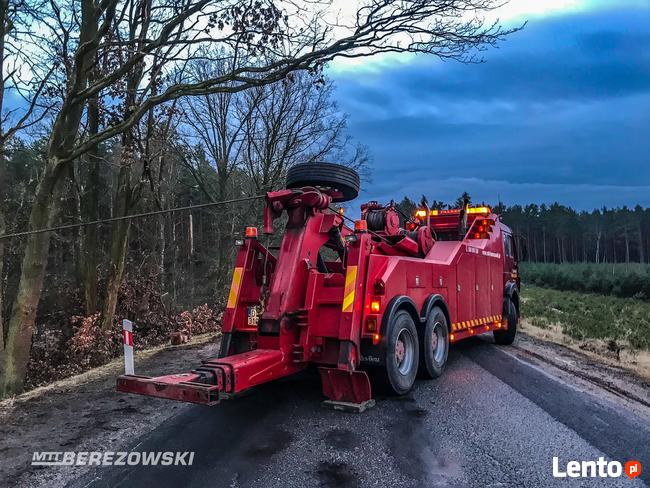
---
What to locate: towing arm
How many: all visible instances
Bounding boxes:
[117,186,373,407]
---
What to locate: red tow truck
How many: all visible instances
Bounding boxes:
[117,163,520,411]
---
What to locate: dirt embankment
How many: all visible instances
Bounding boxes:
[0,334,220,488]
[519,318,650,382]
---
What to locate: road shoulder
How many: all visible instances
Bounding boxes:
[0,334,220,488]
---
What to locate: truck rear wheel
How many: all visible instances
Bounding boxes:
[418,306,449,379]
[494,297,517,345]
[377,310,419,395]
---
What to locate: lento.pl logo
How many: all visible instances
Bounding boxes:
[32,451,195,467]
[553,457,642,479]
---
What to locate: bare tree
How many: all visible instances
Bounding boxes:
[179,66,369,290]
[0,0,54,352]
[178,57,263,290]
[1,0,519,395]
[181,57,257,202]
[241,72,369,194]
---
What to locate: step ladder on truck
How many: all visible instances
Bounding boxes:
[117,162,520,412]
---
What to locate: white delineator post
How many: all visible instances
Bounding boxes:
[122,319,134,375]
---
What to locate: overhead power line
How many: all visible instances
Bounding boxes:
[0,195,265,240]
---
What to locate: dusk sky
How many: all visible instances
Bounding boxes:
[328,0,650,210]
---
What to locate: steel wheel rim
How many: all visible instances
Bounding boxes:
[432,321,447,364]
[395,327,415,375]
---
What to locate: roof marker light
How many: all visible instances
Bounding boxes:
[467,206,491,215]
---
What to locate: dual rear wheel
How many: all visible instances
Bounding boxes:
[376,298,518,395]
[375,306,449,395]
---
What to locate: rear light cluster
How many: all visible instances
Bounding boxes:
[365,285,384,344]
[365,316,381,344]
[365,296,382,317]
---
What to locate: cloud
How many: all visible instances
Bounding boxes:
[330,5,650,210]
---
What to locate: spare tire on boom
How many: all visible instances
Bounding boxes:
[286,162,360,202]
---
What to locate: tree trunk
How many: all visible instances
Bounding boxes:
[0,183,4,352]
[638,223,645,264]
[0,0,7,352]
[100,160,132,332]
[215,166,231,292]
[101,219,130,332]
[158,214,166,289]
[0,160,63,395]
[81,90,101,314]
[0,141,6,351]
[172,219,178,305]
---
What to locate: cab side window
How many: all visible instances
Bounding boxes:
[504,234,513,258]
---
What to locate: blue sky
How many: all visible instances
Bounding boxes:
[328,1,650,210]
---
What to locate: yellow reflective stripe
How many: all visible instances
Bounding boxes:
[454,316,505,329]
[342,266,358,312]
[226,267,244,309]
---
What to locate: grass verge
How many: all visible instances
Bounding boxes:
[520,285,650,379]
[521,285,650,351]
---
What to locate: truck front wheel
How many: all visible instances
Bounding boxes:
[494,297,517,345]
[377,310,419,395]
[418,306,449,379]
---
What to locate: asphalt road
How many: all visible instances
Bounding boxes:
[70,338,650,488]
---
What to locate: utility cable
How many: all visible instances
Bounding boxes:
[0,195,265,240]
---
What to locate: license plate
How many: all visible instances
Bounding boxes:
[247,306,260,326]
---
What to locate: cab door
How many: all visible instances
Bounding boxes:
[503,232,517,286]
